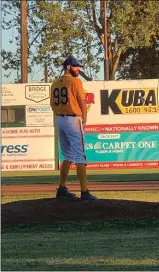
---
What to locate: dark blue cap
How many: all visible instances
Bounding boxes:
[63,56,83,68]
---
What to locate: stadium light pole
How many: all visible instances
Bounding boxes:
[20,0,28,83]
[103,0,109,81]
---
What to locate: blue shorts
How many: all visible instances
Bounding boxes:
[57,116,86,164]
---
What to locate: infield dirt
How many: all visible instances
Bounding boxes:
[2,198,159,226]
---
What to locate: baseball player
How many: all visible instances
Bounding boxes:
[50,56,97,202]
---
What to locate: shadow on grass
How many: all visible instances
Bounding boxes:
[2,217,159,233]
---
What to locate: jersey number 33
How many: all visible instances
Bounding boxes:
[53,87,68,105]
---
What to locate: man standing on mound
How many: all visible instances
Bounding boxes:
[50,56,97,202]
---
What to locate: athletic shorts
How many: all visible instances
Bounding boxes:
[57,115,86,164]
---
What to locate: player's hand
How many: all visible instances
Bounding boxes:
[82,120,86,130]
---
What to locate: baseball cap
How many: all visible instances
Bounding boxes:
[63,56,83,68]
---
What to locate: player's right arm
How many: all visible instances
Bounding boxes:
[75,78,87,127]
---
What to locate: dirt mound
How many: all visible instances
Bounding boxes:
[2,198,159,226]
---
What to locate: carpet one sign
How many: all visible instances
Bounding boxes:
[59,123,159,169]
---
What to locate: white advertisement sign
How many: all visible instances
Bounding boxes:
[26,105,53,127]
[1,83,51,106]
[25,85,50,103]
[1,85,19,106]
[1,127,55,171]
[2,127,54,137]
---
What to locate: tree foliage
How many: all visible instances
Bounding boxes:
[2,0,159,82]
[118,39,159,79]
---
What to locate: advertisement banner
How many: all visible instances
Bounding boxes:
[2,80,159,124]
[1,83,51,106]
[59,123,159,169]
[26,105,53,127]
[100,88,158,115]
[1,127,54,137]
[1,127,55,171]
[82,79,159,124]
[25,85,50,103]
[2,80,159,171]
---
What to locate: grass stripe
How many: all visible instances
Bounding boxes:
[2,168,159,185]
[3,257,158,266]
[2,173,159,185]
[2,191,159,204]
[2,168,159,177]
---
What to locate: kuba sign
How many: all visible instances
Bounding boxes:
[100,88,158,115]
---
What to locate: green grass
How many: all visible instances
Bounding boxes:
[2,190,159,204]
[2,191,159,270]
[1,219,159,271]
[2,168,159,184]
[2,168,159,177]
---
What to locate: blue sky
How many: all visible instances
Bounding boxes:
[2,13,104,84]
[2,25,46,83]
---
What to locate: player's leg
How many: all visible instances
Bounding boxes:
[56,117,76,199]
[59,160,71,188]
[76,163,87,192]
[57,117,73,187]
[63,116,87,190]
[66,117,97,202]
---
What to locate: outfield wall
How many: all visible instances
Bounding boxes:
[1,79,159,171]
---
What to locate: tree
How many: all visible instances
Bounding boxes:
[109,0,159,79]
[2,0,159,81]
[34,0,159,80]
[33,0,101,80]
[2,0,45,81]
[117,38,159,79]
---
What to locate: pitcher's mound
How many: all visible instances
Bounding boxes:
[2,198,159,225]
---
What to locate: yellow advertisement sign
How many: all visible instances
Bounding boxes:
[101,88,159,115]
[116,88,158,114]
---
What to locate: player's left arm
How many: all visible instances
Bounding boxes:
[75,79,87,127]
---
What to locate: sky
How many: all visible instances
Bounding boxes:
[2,26,47,83]
[2,13,104,84]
